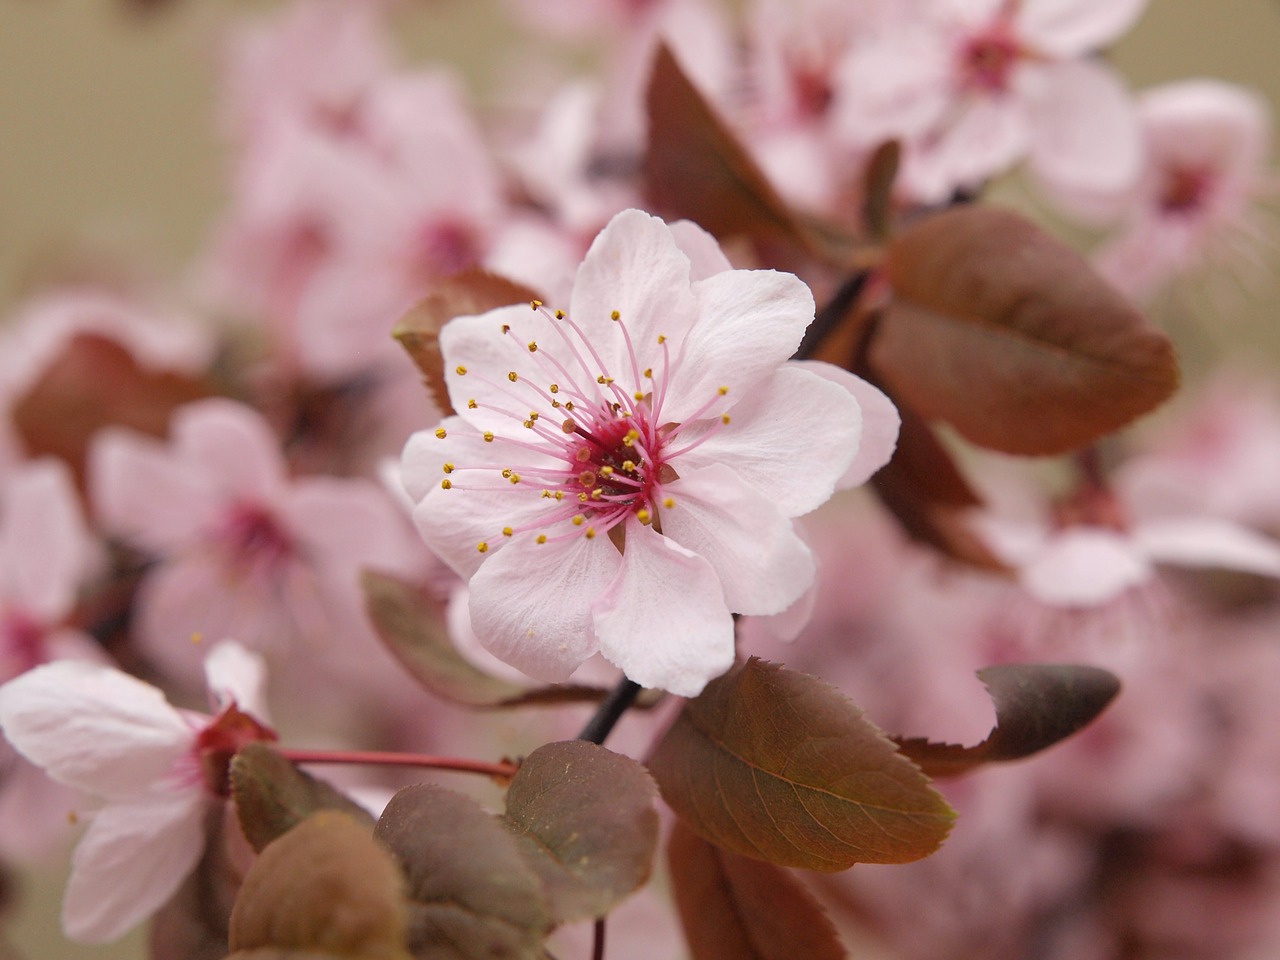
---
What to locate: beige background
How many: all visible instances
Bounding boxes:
[0,1,1277,957]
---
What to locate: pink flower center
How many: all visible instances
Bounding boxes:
[413,218,482,280]
[439,304,729,551]
[216,502,295,579]
[959,24,1022,94]
[0,607,47,681]
[193,703,279,796]
[1159,164,1213,215]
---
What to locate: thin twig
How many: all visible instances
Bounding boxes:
[576,678,642,745]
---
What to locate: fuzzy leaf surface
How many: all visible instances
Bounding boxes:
[502,740,659,922]
[648,659,955,871]
[668,821,846,960]
[226,810,410,960]
[876,206,1179,454]
[393,270,541,417]
[893,664,1121,777]
[375,784,552,960]
[230,744,375,854]
[360,570,611,708]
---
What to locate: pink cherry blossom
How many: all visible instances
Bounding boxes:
[0,641,274,942]
[833,0,1146,202]
[89,398,421,687]
[401,209,897,696]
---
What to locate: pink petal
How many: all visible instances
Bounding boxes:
[1020,528,1152,607]
[660,268,815,423]
[1016,0,1148,58]
[285,475,422,576]
[592,520,735,697]
[1027,60,1141,196]
[62,787,208,943]
[659,464,814,616]
[671,363,864,517]
[0,661,192,800]
[203,641,270,719]
[1134,518,1280,577]
[171,399,287,502]
[667,219,733,281]
[468,531,621,682]
[413,481,558,580]
[0,458,95,622]
[796,361,901,489]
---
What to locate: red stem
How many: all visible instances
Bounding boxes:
[278,748,518,780]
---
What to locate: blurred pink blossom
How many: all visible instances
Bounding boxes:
[0,641,273,942]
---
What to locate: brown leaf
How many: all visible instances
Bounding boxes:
[502,740,659,922]
[861,141,901,242]
[892,663,1122,778]
[374,784,552,960]
[226,810,410,960]
[668,821,846,960]
[648,659,955,871]
[151,807,240,960]
[393,270,541,417]
[644,44,853,264]
[876,206,1179,454]
[869,402,1009,570]
[11,331,209,486]
[360,570,613,708]
[230,744,375,854]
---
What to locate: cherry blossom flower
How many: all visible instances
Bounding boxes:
[0,640,274,942]
[89,398,421,687]
[401,209,897,696]
[833,0,1146,202]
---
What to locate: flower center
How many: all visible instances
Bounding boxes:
[439,302,730,552]
[1159,164,1213,215]
[959,25,1022,94]
[194,703,279,797]
[217,502,295,579]
[0,607,47,681]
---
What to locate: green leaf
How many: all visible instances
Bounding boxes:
[360,570,614,708]
[501,740,659,922]
[648,659,955,871]
[668,821,846,960]
[876,205,1180,455]
[226,810,411,960]
[230,744,375,854]
[892,664,1122,778]
[393,270,542,418]
[374,784,552,960]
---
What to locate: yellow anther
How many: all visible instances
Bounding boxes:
[610,310,621,321]
[621,460,636,472]
[636,508,651,524]
[565,402,575,411]
[530,299,543,309]
[718,385,729,396]
[663,496,675,509]
[542,489,552,498]
[536,534,547,544]
[551,399,561,408]
[576,446,591,462]
[600,465,614,476]
[503,527,514,537]
[508,371,519,383]
[585,526,597,539]
[578,492,589,502]
[483,431,495,443]
[643,367,653,378]
[554,309,565,319]
[623,429,639,446]
[554,491,564,501]
[443,463,455,474]
[477,541,490,554]
[523,419,534,429]
[550,384,560,394]
[634,391,645,402]
[657,334,667,344]
[441,479,453,490]
[578,470,597,486]
[467,399,477,409]
[721,414,731,424]
[501,323,511,334]
[528,412,539,421]
[591,489,603,500]
[527,341,538,353]
[509,473,521,484]
[435,427,447,439]
[501,468,513,478]
[190,632,203,646]
[455,365,468,375]
[572,515,585,526]
[596,375,614,385]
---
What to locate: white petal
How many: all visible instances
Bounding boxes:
[1017,0,1148,57]
[1027,60,1141,196]
[793,361,900,490]
[413,480,556,580]
[62,788,208,943]
[659,465,815,616]
[593,520,735,697]
[1134,518,1280,577]
[170,398,287,501]
[660,269,815,423]
[1020,528,1152,607]
[202,641,271,719]
[0,662,192,800]
[667,219,733,281]
[468,530,620,682]
[671,363,862,517]
[569,209,700,377]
